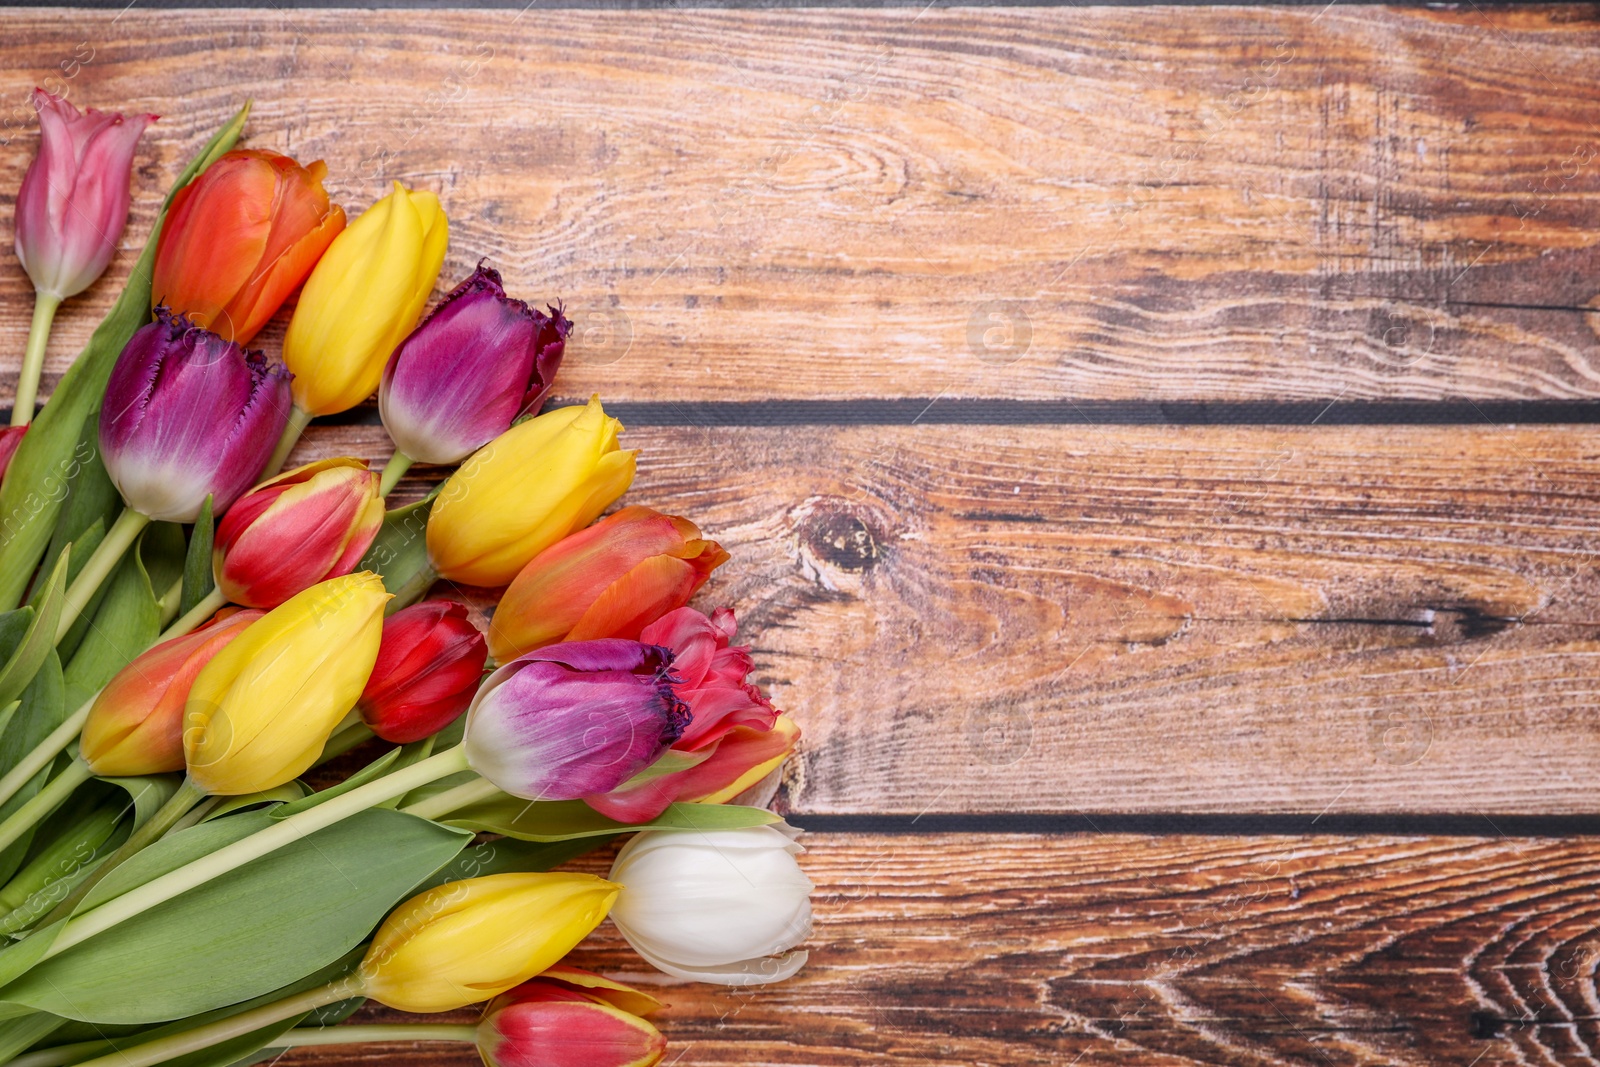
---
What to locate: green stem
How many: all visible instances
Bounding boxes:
[13,1022,476,1067]
[387,560,439,614]
[160,586,227,641]
[55,509,150,643]
[317,722,375,765]
[399,774,500,821]
[262,405,313,478]
[377,450,414,498]
[43,746,472,961]
[155,576,184,628]
[274,1023,478,1047]
[0,585,218,817]
[10,292,62,428]
[165,794,222,836]
[39,779,206,927]
[0,761,92,858]
[64,980,352,1067]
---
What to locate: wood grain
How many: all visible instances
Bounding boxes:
[267,832,1600,1067]
[1,7,1600,403]
[283,420,1600,816]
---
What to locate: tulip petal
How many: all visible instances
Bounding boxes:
[484,1000,666,1067]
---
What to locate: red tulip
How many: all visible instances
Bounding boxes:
[358,600,488,743]
[15,90,155,300]
[213,457,383,608]
[487,507,728,663]
[478,966,666,1067]
[584,607,798,823]
[152,149,345,344]
[79,608,262,776]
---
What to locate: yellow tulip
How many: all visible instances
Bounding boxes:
[183,572,390,795]
[282,182,449,415]
[427,396,637,587]
[359,872,620,1013]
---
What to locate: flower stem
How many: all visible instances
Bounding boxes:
[387,559,439,614]
[0,599,218,817]
[155,576,184,628]
[399,774,500,820]
[42,746,472,961]
[63,980,353,1067]
[262,405,313,478]
[38,778,206,927]
[0,760,93,858]
[10,292,62,428]
[273,1023,479,1047]
[378,450,414,498]
[160,586,227,641]
[55,508,151,643]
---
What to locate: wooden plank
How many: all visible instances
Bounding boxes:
[294,421,1600,815]
[1,7,1599,404]
[275,832,1600,1067]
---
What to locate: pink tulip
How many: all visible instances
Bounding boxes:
[15,90,155,300]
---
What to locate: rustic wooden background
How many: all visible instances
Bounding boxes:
[6,2,1600,1063]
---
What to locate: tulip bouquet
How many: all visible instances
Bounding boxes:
[0,96,811,1067]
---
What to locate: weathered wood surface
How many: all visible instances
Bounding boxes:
[2,7,1600,403]
[273,832,1600,1067]
[299,420,1600,815]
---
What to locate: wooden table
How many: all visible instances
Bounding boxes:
[6,2,1600,1063]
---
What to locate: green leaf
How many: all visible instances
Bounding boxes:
[0,552,66,709]
[0,101,251,612]
[97,775,182,832]
[200,782,309,822]
[141,522,187,603]
[0,808,469,1024]
[32,404,120,609]
[43,947,364,1067]
[50,521,104,662]
[270,748,400,819]
[358,489,439,611]
[181,496,215,616]
[0,1011,65,1061]
[62,540,159,711]
[417,836,609,893]
[0,653,65,884]
[445,797,781,842]
[616,747,712,788]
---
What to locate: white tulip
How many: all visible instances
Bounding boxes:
[608,823,814,986]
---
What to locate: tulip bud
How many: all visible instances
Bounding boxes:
[214,457,384,609]
[488,507,728,662]
[380,263,571,466]
[152,149,346,344]
[99,308,292,522]
[608,824,812,986]
[359,873,619,1013]
[15,90,155,300]
[184,572,389,795]
[478,967,666,1067]
[585,607,798,824]
[428,397,636,587]
[283,182,449,415]
[358,600,488,743]
[463,640,689,802]
[80,608,262,777]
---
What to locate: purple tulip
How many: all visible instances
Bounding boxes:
[99,308,293,522]
[463,639,691,802]
[15,90,156,300]
[378,262,570,465]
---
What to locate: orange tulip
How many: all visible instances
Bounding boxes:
[80,608,263,777]
[151,149,345,344]
[487,507,728,662]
